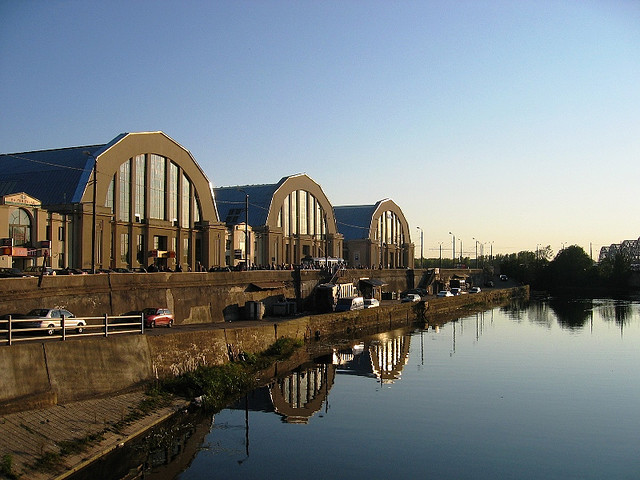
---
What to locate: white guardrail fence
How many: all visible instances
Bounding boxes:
[0,314,144,346]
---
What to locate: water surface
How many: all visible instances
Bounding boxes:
[88,298,640,479]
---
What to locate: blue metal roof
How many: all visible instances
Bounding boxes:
[333,204,376,240]
[214,183,279,226]
[214,176,300,226]
[0,143,110,205]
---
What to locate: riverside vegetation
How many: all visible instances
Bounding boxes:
[20,337,303,478]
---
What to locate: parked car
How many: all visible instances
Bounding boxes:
[450,288,461,296]
[364,298,380,309]
[469,286,481,293]
[437,290,454,298]
[23,266,56,276]
[142,308,174,328]
[20,308,85,335]
[500,275,508,281]
[335,296,365,312]
[57,267,87,275]
[402,288,427,297]
[0,267,28,278]
[401,293,421,303]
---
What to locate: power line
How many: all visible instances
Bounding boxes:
[3,153,90,172]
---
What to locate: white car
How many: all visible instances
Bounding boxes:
[364,298,380,308]
[469,286,481,293]
[401,293,421,303]
[20,308,85,335]
[437,291,454,298]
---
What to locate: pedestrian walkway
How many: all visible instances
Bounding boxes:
[0,391,186,480]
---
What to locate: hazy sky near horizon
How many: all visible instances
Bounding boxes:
[1,1,639,259]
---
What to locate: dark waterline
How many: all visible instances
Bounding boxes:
[73,298,640,479]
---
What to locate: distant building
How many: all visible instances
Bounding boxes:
[0,132,226,271]
[214,174,343,268]
[334,199,414,269]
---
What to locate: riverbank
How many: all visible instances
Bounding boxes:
[0,287,528,479]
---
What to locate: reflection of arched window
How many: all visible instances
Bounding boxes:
[9,208,32,246]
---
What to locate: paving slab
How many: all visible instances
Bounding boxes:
[0,391,187,480]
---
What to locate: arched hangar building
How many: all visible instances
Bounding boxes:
[214,174,344,268]
[0,133,415,272]
[333,199,414,269]
[0,132,226,271]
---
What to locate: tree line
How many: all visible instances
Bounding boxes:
[417,245,634,294]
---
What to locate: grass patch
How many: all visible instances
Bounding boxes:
[32,450,63,472]
[158,337,303,411]
[1,454,19,480]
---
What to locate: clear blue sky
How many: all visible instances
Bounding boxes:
[1,0,639,259]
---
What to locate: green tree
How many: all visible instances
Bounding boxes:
[546,245,594,291]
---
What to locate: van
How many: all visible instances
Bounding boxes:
[335,296,364,312]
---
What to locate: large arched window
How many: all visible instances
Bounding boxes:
[9,208,32,246]
[277,189,327,237]
[376,210,405,247]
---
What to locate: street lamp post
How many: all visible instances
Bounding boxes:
[473,237,479,269]
[416,226,423,268]
[84,151,97,274]
[449,231,455,265]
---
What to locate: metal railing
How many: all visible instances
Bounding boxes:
[0,314,144,346]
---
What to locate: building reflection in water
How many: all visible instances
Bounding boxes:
[270,362,336,424]
[230,329,414,426]
[334,329,411,384]
[71,329,422,479]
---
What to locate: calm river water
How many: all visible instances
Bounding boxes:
[79,297,640,479]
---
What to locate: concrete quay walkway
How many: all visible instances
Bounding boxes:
[0,391,187,480]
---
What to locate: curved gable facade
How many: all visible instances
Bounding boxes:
[80,131,225,271]
[215,174,342,268]
[335,199,414,269]
[1,132,226,271]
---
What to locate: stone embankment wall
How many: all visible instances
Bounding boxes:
[0,268,481,324]
[0,286,528,412]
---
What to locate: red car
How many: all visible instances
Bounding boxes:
[142,308,174,328]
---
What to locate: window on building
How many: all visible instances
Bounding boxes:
[106,175,114,213]
[169,162,178,223]
[183,237,190,266]
[135,154,146,221]
[120,233,130,264]
[150,154,166,219]
[153,235,168,251]
[9,208,31,246]
[136,234,145,265]
[290,191,297,235]
[300,190,307,235]
[181,173,190,228]
[119,161,131,221]
[283,195,289,236]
